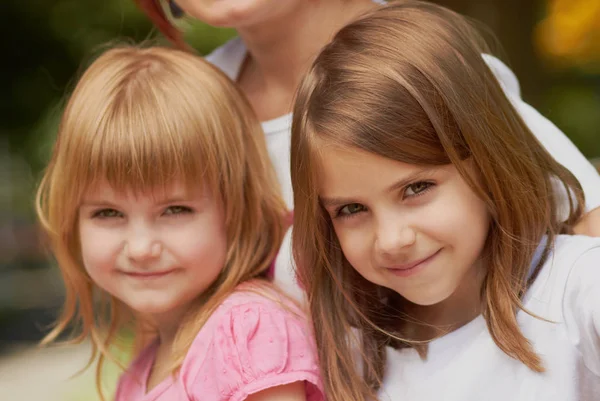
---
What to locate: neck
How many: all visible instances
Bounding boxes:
[152,307,189,352]
[237,0,376,96]
[144,309,187,392]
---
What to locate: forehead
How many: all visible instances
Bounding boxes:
[318,146,426,195]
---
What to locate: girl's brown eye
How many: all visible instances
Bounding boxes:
[164,205,193,215]
[339,203,366,216]
[405,181,433,197]
[92,209,122,219]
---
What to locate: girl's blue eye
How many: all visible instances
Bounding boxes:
[164,205,193,215]
[92,209,122,219]
[338,203,366,217]
[404,181,434,197]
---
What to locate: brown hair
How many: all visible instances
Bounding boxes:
[36,45,287,399]
[290,1,584,400]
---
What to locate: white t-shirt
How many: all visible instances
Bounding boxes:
[379,234,600,401]
[206,38,600,302]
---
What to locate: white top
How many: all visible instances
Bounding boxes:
[379,234,600,401]
[206,38,600,303]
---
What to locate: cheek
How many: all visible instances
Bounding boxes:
[169,215,228,272]
[171,224,226,259]
[175,0,210,20]
[78,222,120,273]
[435,190,490,255]
[179,0,297,27]
[425,179,490,233]
[176,0,253,26]
[334,225,372,274]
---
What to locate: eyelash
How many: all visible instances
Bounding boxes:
[333,181,435,220]
[163,205,194,216]
[90,205,194,219]
[91,209,122,219]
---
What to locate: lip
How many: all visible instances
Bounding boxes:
[122,269,176,279]
[385,249,441,277]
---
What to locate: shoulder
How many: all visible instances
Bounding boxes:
[554,235,600,304]
[551,235,600,376]
[529,235,600,315]
[205,37,246,80]
[550,234,600,276]
[188,282,310,348]
[209,283,306,320]
[180,284,322,401]
[534,235,600,288]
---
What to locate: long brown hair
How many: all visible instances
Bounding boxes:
[290,1,584,400]
[36,45,287,399]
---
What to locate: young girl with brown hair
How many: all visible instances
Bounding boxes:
[132,0,600,303]
[291,2,600,400]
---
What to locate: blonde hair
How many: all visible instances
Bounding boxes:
[290,1,584,400]
[36,45,287,398]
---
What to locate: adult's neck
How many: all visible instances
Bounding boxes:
[237,0,377,94]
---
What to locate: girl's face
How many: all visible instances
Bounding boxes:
[78,179,227,324]
[173,0,303,28]
[318,147,490,307]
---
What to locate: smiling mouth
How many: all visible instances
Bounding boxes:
[122,270,176,279]
[386,249,441,273]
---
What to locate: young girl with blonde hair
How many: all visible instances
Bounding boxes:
[291,2,600,400]
[36,45,323,401]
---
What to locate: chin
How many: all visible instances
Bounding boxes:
[396,287,454,307]
[196,4,263,27]
[130,304,170,316]
[406,296,446,307]
[127,299,179,315]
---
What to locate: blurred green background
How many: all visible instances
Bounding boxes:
[0,0,598,400]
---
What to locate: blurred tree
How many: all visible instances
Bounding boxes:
[1,0,154,170]
[533,0,600,158]
[434,0,545,106]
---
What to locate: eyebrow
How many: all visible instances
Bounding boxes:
[155,196,199,205]
[319,167,435,209]
[79,201,118,208]
[80,195,197,209]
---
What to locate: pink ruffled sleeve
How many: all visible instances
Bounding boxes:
[183,301,323,401]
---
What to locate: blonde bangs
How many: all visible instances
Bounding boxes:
[60,53,241,203]
[81,88,213,195]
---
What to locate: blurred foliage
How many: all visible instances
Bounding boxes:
[535,0,600,72]
[534,0,600,158]
[546,84,600,155]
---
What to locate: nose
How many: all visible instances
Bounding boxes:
[124,229,162,264]
[374,219,416,260]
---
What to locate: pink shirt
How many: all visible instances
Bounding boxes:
[115,287,323,401]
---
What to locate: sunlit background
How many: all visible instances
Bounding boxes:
[1,0,598,400]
